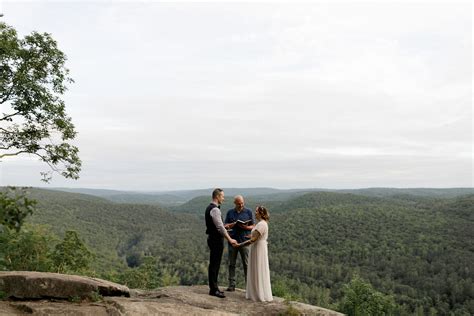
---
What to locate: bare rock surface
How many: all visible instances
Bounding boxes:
[0,272,344,315]
[0,271,130,300]
[123,286,344,316]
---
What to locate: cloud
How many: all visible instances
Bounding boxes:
[1,2,471,190]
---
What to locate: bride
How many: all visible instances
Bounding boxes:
[237,205,273,302]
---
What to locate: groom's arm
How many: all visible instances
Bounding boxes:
[210,207,237,245]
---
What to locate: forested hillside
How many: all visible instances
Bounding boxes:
[4,188,473,315]
[269,193,474,314]
[51,187,293,206]
[22,189,207,276]
[50,187,474,205]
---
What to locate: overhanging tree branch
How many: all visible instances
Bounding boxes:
[1,111,21,121]
[0,22,82,232]
[0,150,29,158]
[0,85,15,104]
[0,21,81,182]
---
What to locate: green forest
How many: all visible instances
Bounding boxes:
[0,187,472,315]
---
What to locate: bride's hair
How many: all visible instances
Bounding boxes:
[257,206,270,221]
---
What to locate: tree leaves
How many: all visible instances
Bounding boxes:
[0,21,81,181]
[339,275,396,316]
[0,187,36,232]
[51,230,94,274]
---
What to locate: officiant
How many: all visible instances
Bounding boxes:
[224,195,255,291]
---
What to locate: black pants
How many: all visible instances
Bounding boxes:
[207,236,224,292]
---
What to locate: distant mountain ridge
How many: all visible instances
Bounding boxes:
[45,187,474,206]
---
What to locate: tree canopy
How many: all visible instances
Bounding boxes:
[0,21,81,182]
[15,188,474,315]
[0,187,36,231]
[0,21,81,230]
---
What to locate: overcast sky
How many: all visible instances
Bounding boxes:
[0,1,472,191]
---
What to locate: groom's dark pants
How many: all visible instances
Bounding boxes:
[207,236,224,292]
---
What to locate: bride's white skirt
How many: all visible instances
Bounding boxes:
[245,221,273,302]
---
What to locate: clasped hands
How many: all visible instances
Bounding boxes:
[229,234,251,248]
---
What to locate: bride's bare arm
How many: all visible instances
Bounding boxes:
[238,230,261,247]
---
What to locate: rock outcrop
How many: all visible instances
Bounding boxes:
[0,271,130,300]
[0,271,344,315]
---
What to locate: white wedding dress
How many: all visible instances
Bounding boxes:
[246,220,273,302]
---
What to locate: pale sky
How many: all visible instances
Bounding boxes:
[0,1,472,191]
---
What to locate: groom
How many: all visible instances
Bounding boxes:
[205,188,237,298]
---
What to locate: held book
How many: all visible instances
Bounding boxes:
[236,219,252,226]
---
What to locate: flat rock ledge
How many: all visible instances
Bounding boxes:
[0,271,130,300]
[0,272,344,315]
